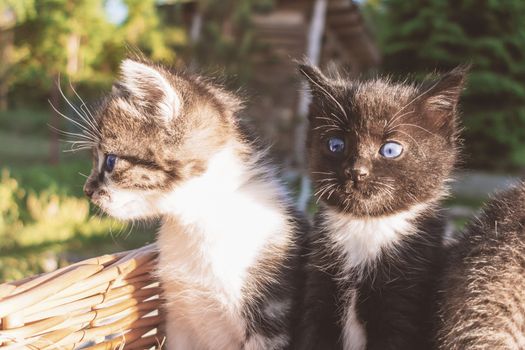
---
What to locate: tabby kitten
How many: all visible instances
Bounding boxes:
[82,59,306,349]
[438,182,525,350]
[295,63,467,350]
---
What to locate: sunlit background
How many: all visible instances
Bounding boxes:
[1,0,524,280]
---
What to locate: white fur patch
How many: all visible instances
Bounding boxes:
[155,144,292,349]
[342,290,367,350]
[101,185,159,220]
[120,59,181,120]
[324,204,428,275]
[244,333,290,350]
[263,299,291,320]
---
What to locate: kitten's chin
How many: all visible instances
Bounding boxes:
[94,189,161,221]
[101,205,152,221]
[324,190,396,218]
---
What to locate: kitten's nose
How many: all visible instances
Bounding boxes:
[345,166,369,181]
[83,183,95,198]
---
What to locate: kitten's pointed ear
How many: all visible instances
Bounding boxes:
[116,59,181,121]
[298,63,331,91]
[423,66,470,115]
[422,65,469,130]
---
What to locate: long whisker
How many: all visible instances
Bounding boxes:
[386,109,415,132]
[312,171,336,175]
[300,67,349,121]
[315,116,342,125]
[326,185,338,200]
[69,80,97,122]
[48,124,97,142]
[387,79,441,127]
[330,112,345,126]
[58,78,101,138]
[316,178,338,183]
[63,148,91,153]
[313,125,341,134]
[390,129,426,158]
[314,183,337,204]
[48,101,100,142]
[391,123,440,137]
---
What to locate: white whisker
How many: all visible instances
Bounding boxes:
[387,79,441,128]
[300,67,349,121]
[58,78,101,138]
[48,100,100,142]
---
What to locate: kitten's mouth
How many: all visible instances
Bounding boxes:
[344,181,377,198]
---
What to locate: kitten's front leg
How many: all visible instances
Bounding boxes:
[164,312,199,350]
[243,333,289,350]
[293,268,342,350]
[359,287,433,350]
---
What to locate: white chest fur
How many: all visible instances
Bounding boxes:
[323,205,427,350]
[156,146,291,350]
[324,205,427,275]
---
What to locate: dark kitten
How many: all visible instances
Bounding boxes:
[82,59,307,349]
[294,63,467,350]
[438,182,525,350]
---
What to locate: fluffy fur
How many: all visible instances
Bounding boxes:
[294,63,467,350]
[438,182,525,350]
[81,59,307,349]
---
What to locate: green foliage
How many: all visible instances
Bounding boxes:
[0,0,36,23]
[9,0,182,106]
[0,164,156,281]
[0,169,133,280]
[374,0,525,170]
[121,0,177,62]
[15,0,113,83]
[0,108,50,137]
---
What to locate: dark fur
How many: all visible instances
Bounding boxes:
[438,182,525,350]
[297,213,446,349]
[294,63,467,349]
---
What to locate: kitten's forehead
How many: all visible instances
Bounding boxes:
[96,98,175,155]
[350,79,418,121]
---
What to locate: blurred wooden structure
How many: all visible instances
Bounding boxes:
[249,0,380,169]
[252,0,380,74]
[160,0,380,168]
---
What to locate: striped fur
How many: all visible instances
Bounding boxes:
[438,182,525,350]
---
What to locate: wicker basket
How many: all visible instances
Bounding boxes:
[0,244,165,349]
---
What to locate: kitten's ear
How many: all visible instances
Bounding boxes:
[422,65,469,130]
[298,63,331,92]
[116,59,181,121]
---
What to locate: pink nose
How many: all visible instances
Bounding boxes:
[83,184,95,198]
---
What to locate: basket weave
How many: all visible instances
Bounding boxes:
[0,244,164,349]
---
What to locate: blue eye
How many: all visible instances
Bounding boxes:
[105,154,117,172]
[327,137,345,154]
[380,142,403,159]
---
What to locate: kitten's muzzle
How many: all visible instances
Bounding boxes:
[344,165,369,182]
[84,184,95,198]
[83,178,98,198]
